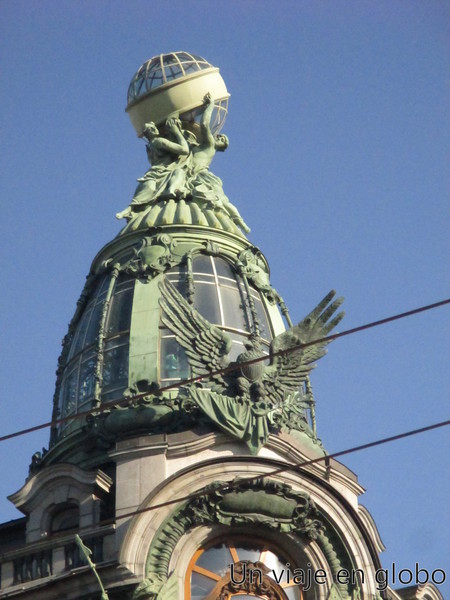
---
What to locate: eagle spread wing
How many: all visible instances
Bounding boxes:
[159,279,232,389]
[264,290,344,403]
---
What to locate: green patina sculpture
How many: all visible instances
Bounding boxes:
[186,93,249,233]
[159,280,344,454]
[116,118,190,219]
[116,93,250,235]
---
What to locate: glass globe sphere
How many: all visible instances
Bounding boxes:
[127,52,213,104]
[126,51,229,136]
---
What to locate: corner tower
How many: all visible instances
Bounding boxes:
[45,50,332,465]
[2,52,438,600]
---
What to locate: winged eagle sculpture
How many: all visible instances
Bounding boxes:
[159,279,344,454]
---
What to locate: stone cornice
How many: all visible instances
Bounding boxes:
[8,465,113,514]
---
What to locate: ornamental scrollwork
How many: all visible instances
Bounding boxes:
[133,478,357,600]
[124,234,180,281]
[136,478,325,600]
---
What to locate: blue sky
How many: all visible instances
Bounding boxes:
[1,0,449,594]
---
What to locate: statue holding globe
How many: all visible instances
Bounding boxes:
[187,93,250,233]
[116,51,249,235]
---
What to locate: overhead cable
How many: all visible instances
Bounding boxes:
[0,297,448,444]
[109,418,450,521]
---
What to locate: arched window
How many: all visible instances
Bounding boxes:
[57,274,134,436]
[160,255,273,383]
[186,538,303,600]
[50,503,79,535]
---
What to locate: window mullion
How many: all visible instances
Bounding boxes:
[211,258,225,326]
[95,265,120,406]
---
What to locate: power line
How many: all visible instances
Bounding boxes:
[0,297,449,445]
[159,296,450,392]
[109,418,449,522]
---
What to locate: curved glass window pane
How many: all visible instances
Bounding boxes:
[215,259,235,279]
[61,367,78,417]
[285,588,301,600]
[84,299,105,348]
[191,572,217,598]
[106,286,133,335]
[220,285,248,331]
[196,543,233,577]
[134,77,145,97]
[194,282,220,324]
[162,53,177,66]
[160,337,190,380]
[147,60,162,74]
[148,75,164,89]
[57,275,134,437]
[191,54,210,64]
[263,550,288,583]
[252,295,271,341]
[69,307,93,359]
[234,546,260,563]
[166,64,183,79]
[218,277,239,290]
[177,52,195,62]
[193,255,214,274]
[78,352,96,406]
[128,53,213,102]
[161,257,275,386]
[188,539,302,600]
[67,275,108,359]
[102,338,129,393]
[191,273,214,283]
[183,62,198,75]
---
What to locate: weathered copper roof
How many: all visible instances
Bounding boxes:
[117,198,247,238]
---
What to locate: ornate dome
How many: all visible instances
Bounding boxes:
[49,233,290,452]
